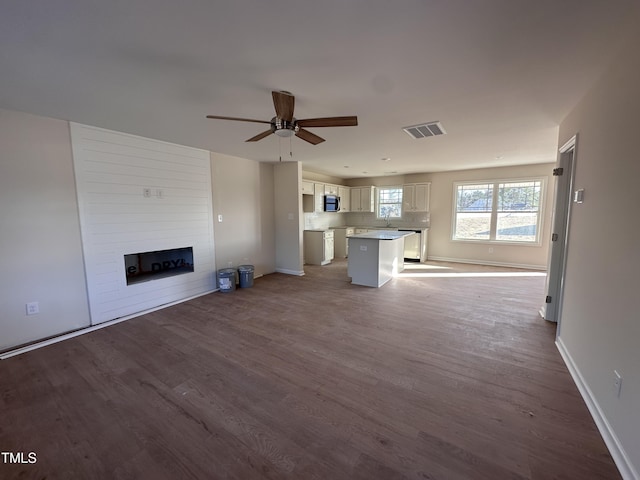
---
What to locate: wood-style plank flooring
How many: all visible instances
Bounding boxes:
[0,260,621,479]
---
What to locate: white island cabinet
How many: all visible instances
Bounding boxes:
[347,230,415,287]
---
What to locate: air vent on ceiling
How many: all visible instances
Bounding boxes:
[402,121,447,139]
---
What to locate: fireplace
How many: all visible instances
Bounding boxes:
[124,247,194,285]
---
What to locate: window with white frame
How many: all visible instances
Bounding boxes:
[453,179,544,243]
[377,187,403,219]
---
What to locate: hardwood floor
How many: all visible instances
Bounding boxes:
[0,260,621,479]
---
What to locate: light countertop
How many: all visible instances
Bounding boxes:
[348,230,416,241]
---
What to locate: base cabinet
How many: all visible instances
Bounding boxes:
[304,230,335,265]
[332,227,355,258]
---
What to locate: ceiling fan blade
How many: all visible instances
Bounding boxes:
[272,91,295,122]
[295,128,325,145]
[206,115,271,124]
[246,129,274,142]
[296,116,358,128]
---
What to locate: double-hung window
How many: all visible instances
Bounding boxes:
[377,187,403,219]
[453,179,544,244]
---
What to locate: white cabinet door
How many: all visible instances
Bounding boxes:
[314,183,324,213]
[301,180,314,195]
[402,184,415,213]
[324,184,338,195]
[325,235,334,261]
[351,187,375,212]
[351,188,361,211]
[402,183,430,212]
[413,183,430,212]
[360,187,373,212]
[338,186,350,212]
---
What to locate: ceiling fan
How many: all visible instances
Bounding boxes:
[206,90,358,145]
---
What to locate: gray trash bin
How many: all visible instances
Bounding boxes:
[238,265,254,288]
[217,268,236,292]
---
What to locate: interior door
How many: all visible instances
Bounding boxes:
[541,135,576,328]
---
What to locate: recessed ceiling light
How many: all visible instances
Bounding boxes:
[381,157,391,162]
[344,165,350,168]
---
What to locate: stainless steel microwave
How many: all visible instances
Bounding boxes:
[324,195,340,212]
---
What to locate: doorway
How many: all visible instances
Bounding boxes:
[540,135,577,334]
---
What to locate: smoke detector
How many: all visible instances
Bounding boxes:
[402,121,446,139]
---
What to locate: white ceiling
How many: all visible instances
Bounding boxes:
[2,1,639,179]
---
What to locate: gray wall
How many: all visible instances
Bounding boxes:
[0,109,91,350]
[426,164,554,269]
[274,162,304,275]
[557,22,640,477]
[211,152,275,277]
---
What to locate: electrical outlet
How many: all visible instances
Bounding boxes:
[143,188,151,198]
[26,302,39,315]
[614,370,622,398]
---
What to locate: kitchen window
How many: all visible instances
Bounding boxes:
[452,179,544,244]
[377,187,403,219]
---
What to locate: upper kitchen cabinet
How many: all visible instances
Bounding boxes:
[402,183,430,213]
[301,180,314,195]
[351,186,375,212]
[338,186,350,212]
[324,184,339,195]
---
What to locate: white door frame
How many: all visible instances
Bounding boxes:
[540,134,577,334]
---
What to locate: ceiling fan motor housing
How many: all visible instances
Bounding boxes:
[272,117,298,137]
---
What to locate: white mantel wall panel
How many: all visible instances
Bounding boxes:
[70,123,216,325]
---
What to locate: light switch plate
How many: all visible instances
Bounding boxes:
[26,302,39,315]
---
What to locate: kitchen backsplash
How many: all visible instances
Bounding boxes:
[305,211,430,230]
[304,212,346,230]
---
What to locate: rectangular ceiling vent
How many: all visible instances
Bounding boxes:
[402,121,446,139]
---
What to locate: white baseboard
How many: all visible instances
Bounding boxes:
[0,289,217,360]
[275,268,305,276]
[556,337,638,480]
[427,256,547,271]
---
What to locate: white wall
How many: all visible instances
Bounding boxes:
[274,162,304,275]
[211,152,275,276]
[556,22,640,479]
[0,109,90,350]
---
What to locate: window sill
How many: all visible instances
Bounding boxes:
[451,238,543,247]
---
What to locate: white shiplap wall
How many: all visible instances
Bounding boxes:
[70,123,216,325]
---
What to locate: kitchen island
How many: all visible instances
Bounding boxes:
[347,230,415,287]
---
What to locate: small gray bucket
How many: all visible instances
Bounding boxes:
[237,265,254,288]
[217,268,236,292]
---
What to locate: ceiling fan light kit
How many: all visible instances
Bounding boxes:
[206,90,357,145]
[273,118,297,137]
